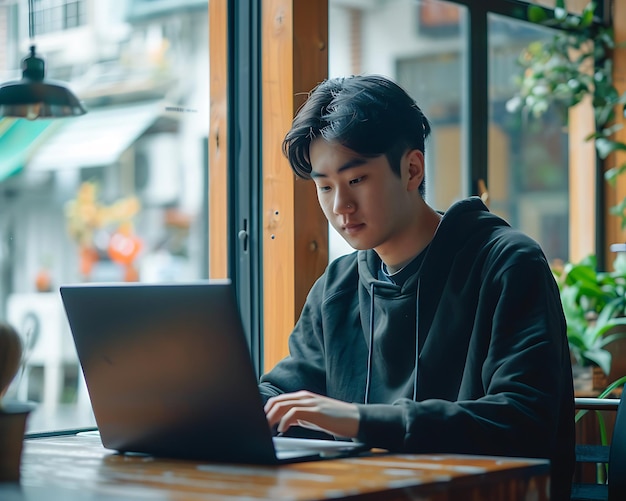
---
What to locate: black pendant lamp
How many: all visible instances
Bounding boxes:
[0,0,86,120]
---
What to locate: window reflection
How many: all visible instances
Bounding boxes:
[0,0,208,433]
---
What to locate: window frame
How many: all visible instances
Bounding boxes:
[32,0,87,35]
[212,0,615,373]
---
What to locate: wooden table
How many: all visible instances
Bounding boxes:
[0,433,550,500]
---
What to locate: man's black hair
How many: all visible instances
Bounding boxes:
[282,74,432,196]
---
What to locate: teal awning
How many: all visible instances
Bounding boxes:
[28,101,164,171]
[0,118,56,183]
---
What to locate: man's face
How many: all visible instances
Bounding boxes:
[309,138,424,254]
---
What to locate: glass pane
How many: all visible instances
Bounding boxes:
[488,13,571,264]
[328,0,466,261]
[0,0,209,433]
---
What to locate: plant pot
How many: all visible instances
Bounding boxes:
[0,401,35,483]
[592,366,608,392]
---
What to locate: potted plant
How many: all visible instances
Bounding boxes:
[0,322,33,483]
[554,255,626,390]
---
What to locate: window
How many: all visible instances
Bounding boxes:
[0,0,209,434]
[328,0,466,260]
[32,0,87,34]
[326,0,598,265]
[488,14,570,264]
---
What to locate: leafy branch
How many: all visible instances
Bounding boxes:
[507,0,626,226]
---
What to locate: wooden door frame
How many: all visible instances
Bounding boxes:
[209,0,329,372]
[260,0,329,371]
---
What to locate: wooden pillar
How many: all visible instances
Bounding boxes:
[261,0,329,371]
[604,0,626,267]
[208,0,228,278]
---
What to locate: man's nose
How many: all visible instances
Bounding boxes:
[333,191,355,214]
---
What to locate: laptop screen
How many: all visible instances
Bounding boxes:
[60,280,277,463]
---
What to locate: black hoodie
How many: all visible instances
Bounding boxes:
[259,197,575,500]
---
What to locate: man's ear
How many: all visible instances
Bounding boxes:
[406,149,425,191]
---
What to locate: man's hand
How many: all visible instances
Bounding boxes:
[264,390,360,439]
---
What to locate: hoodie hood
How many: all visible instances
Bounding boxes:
[356,197,511,404]
[357,196,507,292]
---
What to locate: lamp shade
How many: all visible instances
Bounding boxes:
[0,45,86,120]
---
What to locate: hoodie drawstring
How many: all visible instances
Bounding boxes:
[412,281,420,401]
[364,282,375,404]
[364,280,420,404]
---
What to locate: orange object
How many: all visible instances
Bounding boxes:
[123,264,140,282]
[35,268,52,292]
[107,229,142,266]
[79,246,99,278]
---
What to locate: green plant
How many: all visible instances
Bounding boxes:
[508,0,626,226]
[554,254,626,374]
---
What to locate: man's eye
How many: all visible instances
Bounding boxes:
[349,176,364,185]
[317,185,331,192]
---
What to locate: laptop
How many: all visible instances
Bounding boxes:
[59,280,367,464]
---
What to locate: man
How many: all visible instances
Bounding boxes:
[260,75,574,500]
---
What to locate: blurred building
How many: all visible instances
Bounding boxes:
[0,0,208,417]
